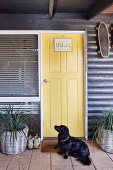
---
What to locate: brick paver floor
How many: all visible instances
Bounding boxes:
[0,140,113,170]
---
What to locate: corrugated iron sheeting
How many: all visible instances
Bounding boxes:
[87,28,113,138]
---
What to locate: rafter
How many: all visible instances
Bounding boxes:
[49,0,54,20]
[88,0,113,20]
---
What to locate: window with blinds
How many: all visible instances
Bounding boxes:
[0,34,40,114]
[0,34,39,97]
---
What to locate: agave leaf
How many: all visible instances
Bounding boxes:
[5,131,8,145]
[21,129,27,139]
[19,114,28,123]
[13,132,15,146]
[10,131,12,145]
[14,131,17,141]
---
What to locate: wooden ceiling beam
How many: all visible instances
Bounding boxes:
[49,0,54,20]
[88,0,113,20]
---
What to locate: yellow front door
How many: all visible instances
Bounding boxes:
[43,33,85,137]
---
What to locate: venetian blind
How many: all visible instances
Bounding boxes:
[0,34,39,97]
[0,102,40,114]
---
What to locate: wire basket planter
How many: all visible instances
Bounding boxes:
[97,129,113,153]
[92,108,113,154]
[0,125,28,155]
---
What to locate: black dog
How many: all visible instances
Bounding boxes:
[54,125,91,165]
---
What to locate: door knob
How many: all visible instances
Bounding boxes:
[43,79,49,83]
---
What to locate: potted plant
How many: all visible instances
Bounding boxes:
[0,105,29,155]
[93,108,113,153]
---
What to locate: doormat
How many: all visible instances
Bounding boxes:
[41,140,60,153]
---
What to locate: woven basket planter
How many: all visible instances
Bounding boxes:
[97,129,113,153]
[0,125,28,155]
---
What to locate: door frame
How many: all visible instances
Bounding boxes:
[0,30,88,140]
[41,30,88,140]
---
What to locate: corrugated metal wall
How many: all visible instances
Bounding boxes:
[87,26,113,138]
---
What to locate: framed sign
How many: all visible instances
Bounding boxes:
[54,38,72,52]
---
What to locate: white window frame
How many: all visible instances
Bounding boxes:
[0,31,41,103]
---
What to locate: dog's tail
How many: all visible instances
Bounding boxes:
[77,156,91,165]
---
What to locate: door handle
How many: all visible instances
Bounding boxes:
[43,79,50,83]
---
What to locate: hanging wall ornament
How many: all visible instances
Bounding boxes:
[96,22,110,58]
[111,25,113,48]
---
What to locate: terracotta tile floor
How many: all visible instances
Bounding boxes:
[0,140,113,170]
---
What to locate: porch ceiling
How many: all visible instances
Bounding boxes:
[0,0,113,20]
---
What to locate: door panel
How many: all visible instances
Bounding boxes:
[50,78,61,128]
[67,43,78,72]
[43,33,85,137]
[49,43,60,72]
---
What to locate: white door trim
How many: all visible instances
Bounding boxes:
[41,30,88,140]
[0,30,88,140]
